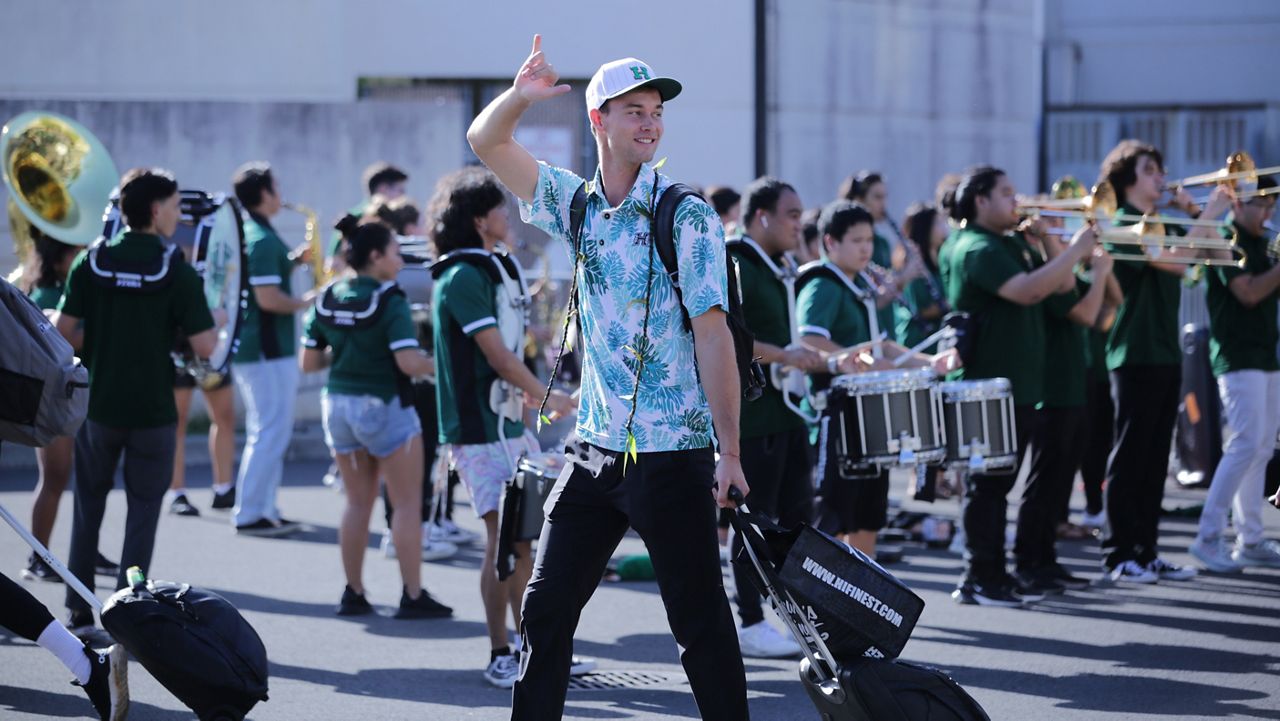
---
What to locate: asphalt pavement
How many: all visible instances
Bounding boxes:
[1,456,1278,720]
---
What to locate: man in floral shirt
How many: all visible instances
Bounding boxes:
[469,36,750,720]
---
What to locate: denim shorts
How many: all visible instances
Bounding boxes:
[322,391,422,459]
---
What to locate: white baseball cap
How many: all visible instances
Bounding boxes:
[584,58,682,113]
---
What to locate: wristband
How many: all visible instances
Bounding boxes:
[827,355,839,375]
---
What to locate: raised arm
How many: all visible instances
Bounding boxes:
[467,34,571,203]
[997,225,1096,306]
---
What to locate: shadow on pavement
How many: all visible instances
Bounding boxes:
[209,587,490,640]
[0,684,192,720]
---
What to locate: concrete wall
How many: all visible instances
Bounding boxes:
[767,0,1043,212]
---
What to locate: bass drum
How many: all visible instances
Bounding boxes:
[100,190,248,389]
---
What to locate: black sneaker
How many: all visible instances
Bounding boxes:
[952,581,1025,608]
[272,517,302,535]
[211,486,236,510]
[93,554,119,577]
[393,588,453,619]
[22,553,63,583]
[66,610,97,638]
[1045,563,1092,590]
[169,494,201,517]
[336,585,373,616]
[74,643,128,720]
[1015,570,1065,597]
[235,522,293,537]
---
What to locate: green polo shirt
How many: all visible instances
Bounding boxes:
[433,260,523,445]
[730,238,806,439]
[941,225,1046,406]
[30,283,65,311]
[871,233,897,341]
[1041,278,1091,408]
[235,214,296,363]
[1206,223,1279,376]
[797,266,872,348]
[303,276,419,402]
[1105,203,1183,369]
[58,231,214,428]
[896,268,945,351]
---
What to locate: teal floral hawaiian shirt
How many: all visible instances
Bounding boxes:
[520,161,728,452]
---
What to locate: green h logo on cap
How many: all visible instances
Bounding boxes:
[630,65,651,81]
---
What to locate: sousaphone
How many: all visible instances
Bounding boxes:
[1,111,120,284]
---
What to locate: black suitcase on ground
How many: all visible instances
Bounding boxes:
[101,579,269,720]
[727,490,989,721]
[1175,324,1222,487]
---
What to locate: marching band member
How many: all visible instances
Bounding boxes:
[1190,176,1280,571]
[896,203,950,352]
[939,165,1096,607]
[329,163,409,277]
[1096,141,1230,583]
[229,162,313,537]
[54,168,216,635]
[726,176,822,658]
[839,171,918,342]
[301,216,454,620]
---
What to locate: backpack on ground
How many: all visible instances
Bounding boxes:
[101,579,269,721]
[0,278,89,447]
[568,182,765,401]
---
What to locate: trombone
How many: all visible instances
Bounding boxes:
[1167,151,1280,205]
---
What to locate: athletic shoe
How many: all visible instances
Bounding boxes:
[66,610,97,638]
[273,517,302,535]
[236,519,294,538]
[380,531,459,561]
[569,655,598,677]
[393,588,453,619]
[1232,539,1280,569]
[210,486,235,510]
[322,465,343,492]
[1043,563,1091,590]
[738,621,802,658]
[1146,557,1196,581]
[1190,536,1241,573]
[336,585,373,616]
[75,643,129,721]
[1014,570,1065,597]
[484,652,520,688]
[1108,560,1158,584]
[428,519,478,546]
[22,553,63,583]
[1079,509,1106,530]
[952,581,1025,608]
[93,554,119,577]
[169,494,201,517]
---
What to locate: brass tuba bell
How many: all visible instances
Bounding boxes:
[2,111,119,285]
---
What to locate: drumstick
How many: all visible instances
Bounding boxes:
[893,327,957,367]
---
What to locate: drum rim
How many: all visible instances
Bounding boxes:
[939,377,1012,401]
[833,367,937,393]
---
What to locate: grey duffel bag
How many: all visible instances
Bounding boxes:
[0,278,88,447]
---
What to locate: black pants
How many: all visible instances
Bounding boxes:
[1,572,55,641]
[1016,405,1086,572]
[513,437,748,721]
[1080,376,1114,516]
[66,419,176,615]
[962,404,1035,587]
[814,415,890,536]
[731,426,814,628]
[1102,365,1180,568]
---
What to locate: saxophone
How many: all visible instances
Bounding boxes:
[283,202,326,289]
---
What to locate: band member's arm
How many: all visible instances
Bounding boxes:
[187,329,217,360]
[393,349,434,379]
[52,312,83,352]
[1226,264,1280,309]
[691,308,749,507]
[753,339,825,373]
[1066,249,1114,328]
[300,347,328,373]
[994,225,1097,306]
[253,285,312,315]
[473,328,575,419]
[468,35,571,204]
[1149,186,1232,275]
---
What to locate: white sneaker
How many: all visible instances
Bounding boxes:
[569,655,597,676]
[1079,510,1106,529]
[737,621,802,659]
[1189,536,1241,573]
[1233,539,1280,568]
[426,520,479,546]
[1108,560,1158,584]
[948,525,967,556]
[484,653,520,688]
[322,465,343,493]
[380,531,458,562]
[1146,557,1197,581]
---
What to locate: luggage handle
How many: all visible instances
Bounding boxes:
[0,502,103,612]
[726,489,845,701]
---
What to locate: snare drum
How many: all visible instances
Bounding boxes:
[501,455,561,542]
[939,378,1018,473]
[829,368,945,469]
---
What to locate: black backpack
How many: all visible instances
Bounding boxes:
[568,182,765,401]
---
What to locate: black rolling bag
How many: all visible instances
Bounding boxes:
[727,489,989,721]
[101,580,269,721]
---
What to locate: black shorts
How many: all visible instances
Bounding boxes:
[813,413,889,535]
[173,366,233,391]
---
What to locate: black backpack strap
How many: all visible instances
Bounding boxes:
[651,182,703,333]
[430,250,504,282]
[568,183,588,257]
